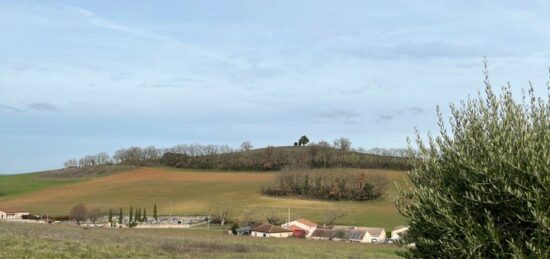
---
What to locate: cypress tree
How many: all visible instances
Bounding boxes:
[108,209,113,223]
[153,204,158,220]
[129,206,133,222]
[136,208,141,223]
[143,208,147,222]
[118,208,123,224]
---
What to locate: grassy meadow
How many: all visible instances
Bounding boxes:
[0,172,83,199]
[0,221,403,258]
[0,167,407,229]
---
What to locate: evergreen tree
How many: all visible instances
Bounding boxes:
[143,208,147,222]
[136,208,141,223]
[397,65,550,258]
[129,206,133,222]
[153,204,158,220]
[118,208,123,224]
[108,209,113,223]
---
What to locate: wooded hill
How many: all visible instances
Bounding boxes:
[160,146,410,171]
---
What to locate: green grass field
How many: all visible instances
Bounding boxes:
[0,221,403,258]
[0,172,83,198]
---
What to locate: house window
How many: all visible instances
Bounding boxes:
[263,233,266,237]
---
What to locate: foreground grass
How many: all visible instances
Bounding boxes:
[0,167,408,229]
[0,222,402,258]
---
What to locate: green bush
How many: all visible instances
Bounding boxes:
[397,67,550,258]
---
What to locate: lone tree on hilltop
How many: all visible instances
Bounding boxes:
[69,203,88,225]
[396,62,550,258]
[298,135,309,146]
[240,141,253,151]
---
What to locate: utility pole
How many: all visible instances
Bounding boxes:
[288,207,290,223]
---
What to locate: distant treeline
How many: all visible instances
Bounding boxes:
[161,145,411,171]
[64,141,411,171]
[261,170,388,201]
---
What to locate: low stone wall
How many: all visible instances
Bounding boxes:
[134,224,192,229]
[2,219,45,224]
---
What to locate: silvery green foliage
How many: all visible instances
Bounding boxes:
[397,66,550,258]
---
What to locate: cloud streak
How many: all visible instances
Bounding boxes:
[0,104,22,112]
[27,102,58,111]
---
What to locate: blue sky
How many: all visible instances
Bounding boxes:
[1,0,549,174]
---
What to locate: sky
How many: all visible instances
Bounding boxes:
[1,0,550,174]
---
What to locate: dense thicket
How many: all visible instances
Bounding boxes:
[161,146,410,171]
[396,68,550,258]
[261,170,388,201]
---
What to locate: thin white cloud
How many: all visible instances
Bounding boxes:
[27,102,58,111]
[0,104,22,112]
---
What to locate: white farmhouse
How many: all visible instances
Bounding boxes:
[250,224,293,238]
[391,225,409,240]
[281,218,317,237]
[331,226,386,243]
[0,209,30,220]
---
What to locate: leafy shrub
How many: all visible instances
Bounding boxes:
[397,68,550,258]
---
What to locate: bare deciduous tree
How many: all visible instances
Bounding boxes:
[87,207,101,225]
[240,141,253,151]
[64,159,78,168]
[323,209,346,226]
[333,137,351,151]
[69,203,88,225]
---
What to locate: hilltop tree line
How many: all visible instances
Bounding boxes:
[161,143,410,171]
[64,137,410,171]
[261,170,388,201]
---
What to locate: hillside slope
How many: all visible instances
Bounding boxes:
[0,167,408,229]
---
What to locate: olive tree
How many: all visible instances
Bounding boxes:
[396,66,550,258]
